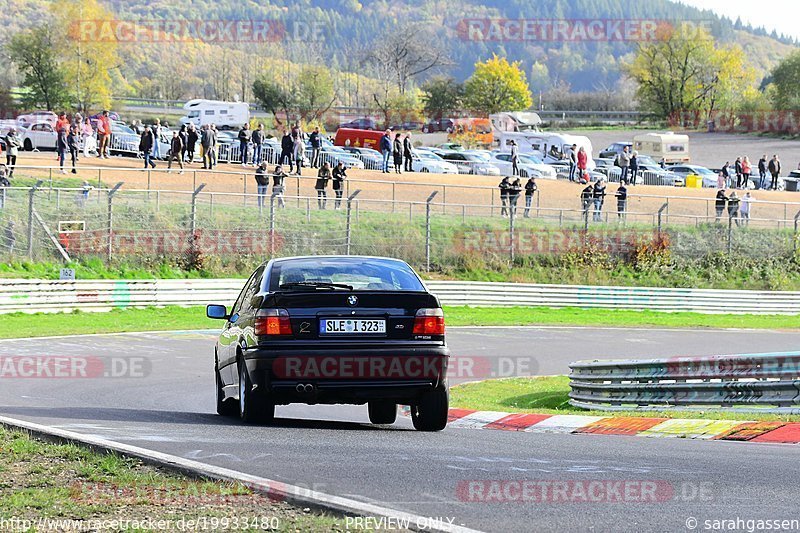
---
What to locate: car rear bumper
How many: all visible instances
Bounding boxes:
[242,344,449,404]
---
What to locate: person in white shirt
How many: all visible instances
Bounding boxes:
[740,192,752,226]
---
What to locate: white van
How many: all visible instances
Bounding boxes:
[498,131,595,170]
[489,111,543,134]
[633,132,690,163]
[180,99,250,130]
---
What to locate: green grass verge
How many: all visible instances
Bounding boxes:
[0,427,344,529]
[450,376,800,423]
[0,305,797,340]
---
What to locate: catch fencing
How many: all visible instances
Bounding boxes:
[569,352,800,414]
[1,279,799,315]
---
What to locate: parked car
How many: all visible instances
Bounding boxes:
[318,146,365,169]
[437,143,463,151]
[206,255,450,431]
[21,122,56,150]
[338,118,380,131]
[593,158,616,176]
[667,165,719,188]
[440,151,501,175]
[388,121,423,131]
[17,111,57,128]
[598,142,633,159]
[422,118,454,134]
[411,151,459,174]
[342,146,383,169]
[489,152,558,180]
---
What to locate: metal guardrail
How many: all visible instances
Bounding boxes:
[0,279,799,315]
[569,352,800,414]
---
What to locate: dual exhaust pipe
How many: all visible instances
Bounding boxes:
[295,383,316,394]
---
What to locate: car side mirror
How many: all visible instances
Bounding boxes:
[206,304,229,320]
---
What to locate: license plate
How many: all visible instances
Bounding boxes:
[320,319,386,335]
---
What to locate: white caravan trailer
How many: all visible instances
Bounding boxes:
[497,131,595,170]
[180,99,250,130]
[633,132,690,163]
[489,111,543,134]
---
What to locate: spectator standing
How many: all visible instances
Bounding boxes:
[523,175,537,218]
[740,191,752,225]
[592,178,606,222]
[659,157,666,169]
[98,110,111,159]
[167,131,184,173]
[508,177,522,216]
[57,124,68,174]
[403,134,413,172]
[309,127,322,168]
[768,155,781,190]
[727,191,740,226]
[56,112,69,134]
[238,124,251,166]
[67,126,80,174]
[139,126,156,169]
[209,124,219,168]
[580,183,593,218]
[510,140,519,176]
[734,157,743,189]
[200,125,211,169]
[280,130,294,173]
[151,119,162,160]
[715,189,728,222]
[292,125,305,176]
[719,162,730,189]
[498,177,511,216]
[252,124,264,166]
[380,130,393,173]
[629,151,639,186]
[81,119,95,157]
[316,162,331,209]
[393,135,403,174]
[741,156,751,189]
[577,146,588,183]
[77,181,92,207]
[4,128,19,178]
[568,143,577,182]
[617,146,631,184]
[615,183,627,219]
[271,165,287,208]
[177,124,188,163]
[186,124,198,164]
[758,155,767,190]
[255,162,269,210]
[332,161,347,209]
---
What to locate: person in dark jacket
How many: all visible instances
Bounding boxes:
[280,130,294,173]
[403,134,413,172]
[629,151,639,186]
[57,126,68,174]
[720,162,730,188]
[332,161,347,209]
[4,128,20,178]
[592,178,607,222]
[580,184,593,217]
[271,165,287,208]
[498,177,511,216]
[727,191,740,226]
[167,131,184,173]
[178,124,189,163]
[715,189,728,222]
[768,155,781,190]
[251,124,264,166]
[316,162,332,209]
[615,183,627,219]
[508,177,522,216]
[523,176,537,218]
[510,140,519,176]
[238,124,251,166]
[186,124,198,163]
[309,127,322,168]
[757,154,767,190]
[393,135,403,173]
[67,126,80,174]
[380,130,393,173]
[255,162,269,209]
[734,157,743,189]
[139,126,156,169]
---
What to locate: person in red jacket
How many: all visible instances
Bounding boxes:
[576,146,588,183]
[97,110,112,159]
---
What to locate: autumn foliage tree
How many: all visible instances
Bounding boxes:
[463,55,533,115]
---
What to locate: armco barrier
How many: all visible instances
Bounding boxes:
[0,279,799,315]
[569,352,800,414]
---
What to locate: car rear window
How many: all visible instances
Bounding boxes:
[269,258,425,292]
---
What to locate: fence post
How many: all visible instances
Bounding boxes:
[106,182,124,264]
[345,189,362,255]
[794,209,800,254]
[727,212,734,254]
[27,181,43,259]
[657,202,668,235]
[509,198,516,263]
[190,184,206,242]
[392,182,396,213]
[426,191,438,272]
[583,205,589,246]
[269,195,276,258]
[296,176,301,208]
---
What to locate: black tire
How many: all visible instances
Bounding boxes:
[421,167,429,173]
[238,360,275,424]
[368,401,397,425]
[520,170,528,178]
[411,385,449,431]
[24,139,32,151]
[216,364,237,417]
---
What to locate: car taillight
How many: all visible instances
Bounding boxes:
[413,308,445,336]
[255,309,292,336]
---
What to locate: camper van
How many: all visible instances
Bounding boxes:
[490,111,543,134]
[498,131,595,170]
[633,132,690,164]
[179,99,250,130]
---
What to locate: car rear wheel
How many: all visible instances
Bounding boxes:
[24,139,32,151]
[238,361,275,424]
[216,365,237,417]
[411,385,448,432]
[421,168,429,173]
[368,401,397,425]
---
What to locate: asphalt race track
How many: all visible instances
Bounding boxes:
[1,327,799,532]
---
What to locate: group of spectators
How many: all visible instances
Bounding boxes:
[720,155,782,190]
[137,119,223,174]
[379,130,414,173]
[497,175,539,218]
[715,189,753,225]
[253,159,349,211]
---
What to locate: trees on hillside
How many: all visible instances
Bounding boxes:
[463,55,532,115]
[420,77,463,118]
[6,28,70,111]
[769,50,800,109]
